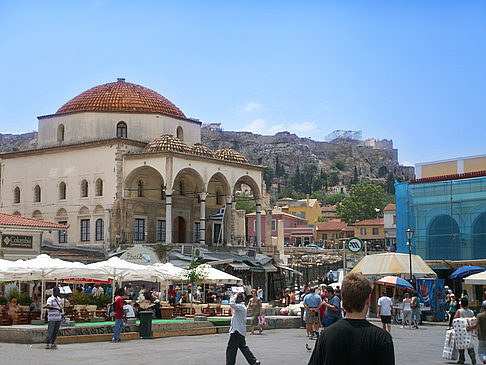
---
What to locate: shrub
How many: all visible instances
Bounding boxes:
[6,290,32,306]
[0,296,7,305]
[70,292,96,305]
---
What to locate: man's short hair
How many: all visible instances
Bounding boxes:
[342,273,372,313]
[461,297,469,307]
[325,286,334,294]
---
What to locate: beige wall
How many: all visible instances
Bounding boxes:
[464,156,486,173]
[354,225,385,240]
[420,161,457,178]
[0,144,140,248]
[38,112,201,148]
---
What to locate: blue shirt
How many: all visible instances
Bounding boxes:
[325,295,341,318]
[304,292,322,309]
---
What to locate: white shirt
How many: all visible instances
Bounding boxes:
[123,304,135,318]
[378,296,393,316]
[229,296,248,336]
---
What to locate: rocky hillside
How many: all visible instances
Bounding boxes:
[0,130,414,183]
[201,129,414,181]
[0,132,37,152]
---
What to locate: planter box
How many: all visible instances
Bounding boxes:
[160,307,173,320]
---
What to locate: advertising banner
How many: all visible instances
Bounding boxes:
[418,278,435,312]
[435,279,446,320]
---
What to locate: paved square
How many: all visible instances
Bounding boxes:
[0,324,455,365]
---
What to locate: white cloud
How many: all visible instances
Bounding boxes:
[289,121,317,133]
[239,119,286,135]
[401,161,415,167]
[243,102,262,112]
[267,124,285,135]
[242,118,266,134]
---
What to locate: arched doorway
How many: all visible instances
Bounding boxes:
[473,212,486,258]
[174,216,186,243]
[427,214,460,260]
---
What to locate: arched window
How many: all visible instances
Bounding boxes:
[117,122,127,138]
[34,185,41,203]
[80,179,88,198]
[176,126,184,141]
[32,210,42,219]
[59,181,67,200]
[95,178,103,197]
[427,214,460,260]
[12,211,21,216]
[57,124,65,142]
[13,186,20,204]
[95,218,104,241]
[473,213,486,258]
[137,180,144,197]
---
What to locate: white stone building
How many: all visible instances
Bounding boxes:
[383,203,397,249]
[0,78,264,249]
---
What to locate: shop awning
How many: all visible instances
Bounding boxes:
[228,262,250,271]
[262,262,278,272]
[274,263,304,276]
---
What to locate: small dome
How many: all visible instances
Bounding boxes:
[56,78,185,118]
[191,143,215,158]
[143,135,191,154]
[214,148,249,164]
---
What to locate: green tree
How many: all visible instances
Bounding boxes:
[336,182,388,224]
[263,167,275,191]
[329,172,340,187]
[326,193,347,206]
[311,189,327,205]
[182,251,208,316]
[303,164,318,194]
[315,216,329,223]
[235,193,256,213]
[292,166,303,192]
[334,159,346,171]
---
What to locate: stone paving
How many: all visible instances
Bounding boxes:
[0,322,461,365]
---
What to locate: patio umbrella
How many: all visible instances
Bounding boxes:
[376,276,414,291]
[450,266,486,282]
[86,257,171,300]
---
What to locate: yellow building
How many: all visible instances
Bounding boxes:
[416,154,486,179]
[281,195,321,225]
[353,218,385,251]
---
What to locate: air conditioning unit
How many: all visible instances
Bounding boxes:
[194,247,203,258]
[182,245,193,256]
[247,249,257,259]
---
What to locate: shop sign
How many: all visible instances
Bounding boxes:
[1,234,33,249]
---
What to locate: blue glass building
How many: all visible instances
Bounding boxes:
[396,175,486,260]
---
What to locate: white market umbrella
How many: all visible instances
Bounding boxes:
[86,257,171,300]
[464,271,486,285]
[6,254,89,319]
[198,264,242,285]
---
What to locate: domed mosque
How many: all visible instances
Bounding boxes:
[1,78,265,252]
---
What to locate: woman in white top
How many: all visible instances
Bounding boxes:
[402,293,412,329]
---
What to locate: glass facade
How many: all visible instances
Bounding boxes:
[396,176,486,260]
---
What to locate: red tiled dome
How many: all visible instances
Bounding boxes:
[56,78,185,118]
[191,143,215,158]
[143,135,191,154]
[215,148,249,164]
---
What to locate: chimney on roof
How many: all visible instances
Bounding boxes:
[117,78,125,82]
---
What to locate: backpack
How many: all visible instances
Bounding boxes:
[411,297,418,309]
[106,302,115,317]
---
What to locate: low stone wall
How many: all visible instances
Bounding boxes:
[0,315,301,344]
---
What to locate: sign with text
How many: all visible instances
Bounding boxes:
[1,234,33,249]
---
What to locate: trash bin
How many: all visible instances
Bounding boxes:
[301,307,306,328]
[139,311,153,339]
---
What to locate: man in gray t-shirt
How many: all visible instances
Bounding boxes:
[320,286,341,328]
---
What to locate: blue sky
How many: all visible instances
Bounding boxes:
[0,1,485,165]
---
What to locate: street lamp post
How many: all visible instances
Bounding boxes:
[406,228,414,282]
